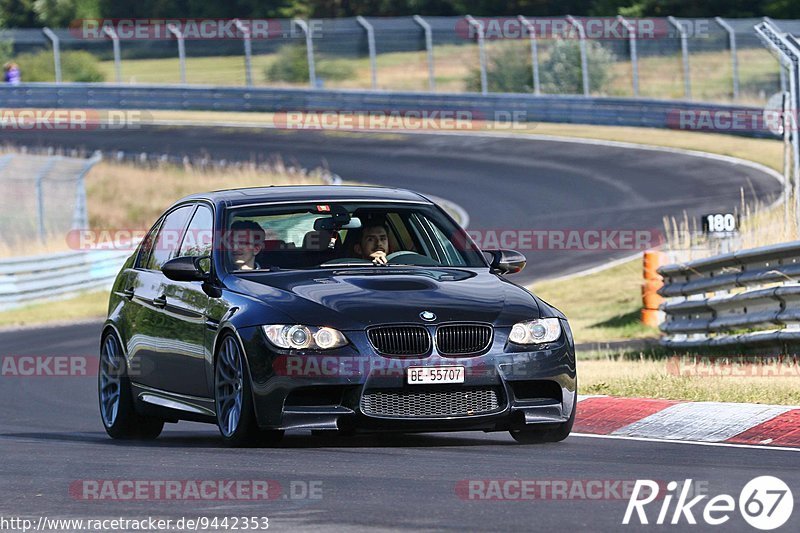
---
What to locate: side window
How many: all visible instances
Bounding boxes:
[136,219,163,269]
[146,205,194,271]
[179,205,214,257]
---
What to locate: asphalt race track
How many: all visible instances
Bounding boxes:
[1,127,796,531]
[0,125,783,284]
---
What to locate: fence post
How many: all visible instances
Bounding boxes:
[102,25,122,83]
[413,15,435,91]
[465,15,487,95]
[755,21,800,231]
[779,34,800,228]
[617,15,639,97]
[35,159,58,243]
[668,16,691,99]
[356,16,377,89]
[765,18,788,93]
[42,28,62,83]
[167,23,186,84]
[234,19,253,87]
[292,20,317,89]
[566,16,589,96]
[517,15,541,95]
[715,17,739,101]
[72,152,102,231]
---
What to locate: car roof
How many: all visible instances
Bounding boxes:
[177,185,433,208]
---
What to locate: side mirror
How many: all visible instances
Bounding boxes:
[162,256,210,282]
[485,249,526,275]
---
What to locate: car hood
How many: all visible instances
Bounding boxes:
[225,268,542,330]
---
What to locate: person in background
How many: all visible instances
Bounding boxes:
[4,62,20,85]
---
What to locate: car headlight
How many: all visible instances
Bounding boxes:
[508,318,562,345]
[262,325,348,350]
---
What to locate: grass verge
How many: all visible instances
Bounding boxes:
[533,259,656,344]
[0,290,108,329]
[579,357,800,406]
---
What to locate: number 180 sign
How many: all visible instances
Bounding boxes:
[703,213,739,236]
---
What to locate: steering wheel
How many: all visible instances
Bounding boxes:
[386,251,418,260]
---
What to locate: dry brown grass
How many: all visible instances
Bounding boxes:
[86,159,328,230]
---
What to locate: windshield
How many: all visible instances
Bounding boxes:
[223,202,486,272]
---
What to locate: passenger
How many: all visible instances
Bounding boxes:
[354,223,390,265]
[227,220,265,270]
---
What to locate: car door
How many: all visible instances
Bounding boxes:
[158,203,215,398]
[126,204,194,394]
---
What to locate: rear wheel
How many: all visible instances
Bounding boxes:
[509,392,576,444]
[215,334,283,447]
[98,332,164,440]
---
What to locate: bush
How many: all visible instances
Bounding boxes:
[465,39,616,95]
[265,44,354,84]
[540,40,615,95]
[13,50,105,83]
[465,42,535,93]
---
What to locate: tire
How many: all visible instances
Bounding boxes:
[98,332,164,440]
[214,333,283,447]
[509,391,576,444]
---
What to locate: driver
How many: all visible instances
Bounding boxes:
[354,223,390,265]
[227,220,265,270]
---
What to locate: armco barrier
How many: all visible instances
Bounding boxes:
[0,249,130,310]
[0,84,776,137]
[658,241,800,350]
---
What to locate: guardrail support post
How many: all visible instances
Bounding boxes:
[167,24,187,84]
[234,19,253,87]
[102,26,122,83]
[357,16,378,89]
[465,15,487,95]
[567,16,590,96]
[413,15,435,91]
[42,28,62,83]
[292,20,317,88]
[668,17,691,99]
[518,15,541,95]
[617,15,639,97]
[715,18,739,101]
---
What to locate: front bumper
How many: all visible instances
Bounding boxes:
[237,323,576,432]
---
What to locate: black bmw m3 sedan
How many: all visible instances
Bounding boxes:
[99,186,576,446]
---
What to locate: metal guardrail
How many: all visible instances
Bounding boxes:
[0,249,130,310]
[658,241,800,349]
[0,84,777,137]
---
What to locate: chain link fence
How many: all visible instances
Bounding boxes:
[1,16,797,105]
[0,152,100,251]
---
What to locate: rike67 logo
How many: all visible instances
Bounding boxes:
[623,477,793,530]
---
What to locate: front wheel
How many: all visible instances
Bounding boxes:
[98,332,163,440]
[215,333,283,447]
[509,392,576,444]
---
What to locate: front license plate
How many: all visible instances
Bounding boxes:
[407,366,465,385]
